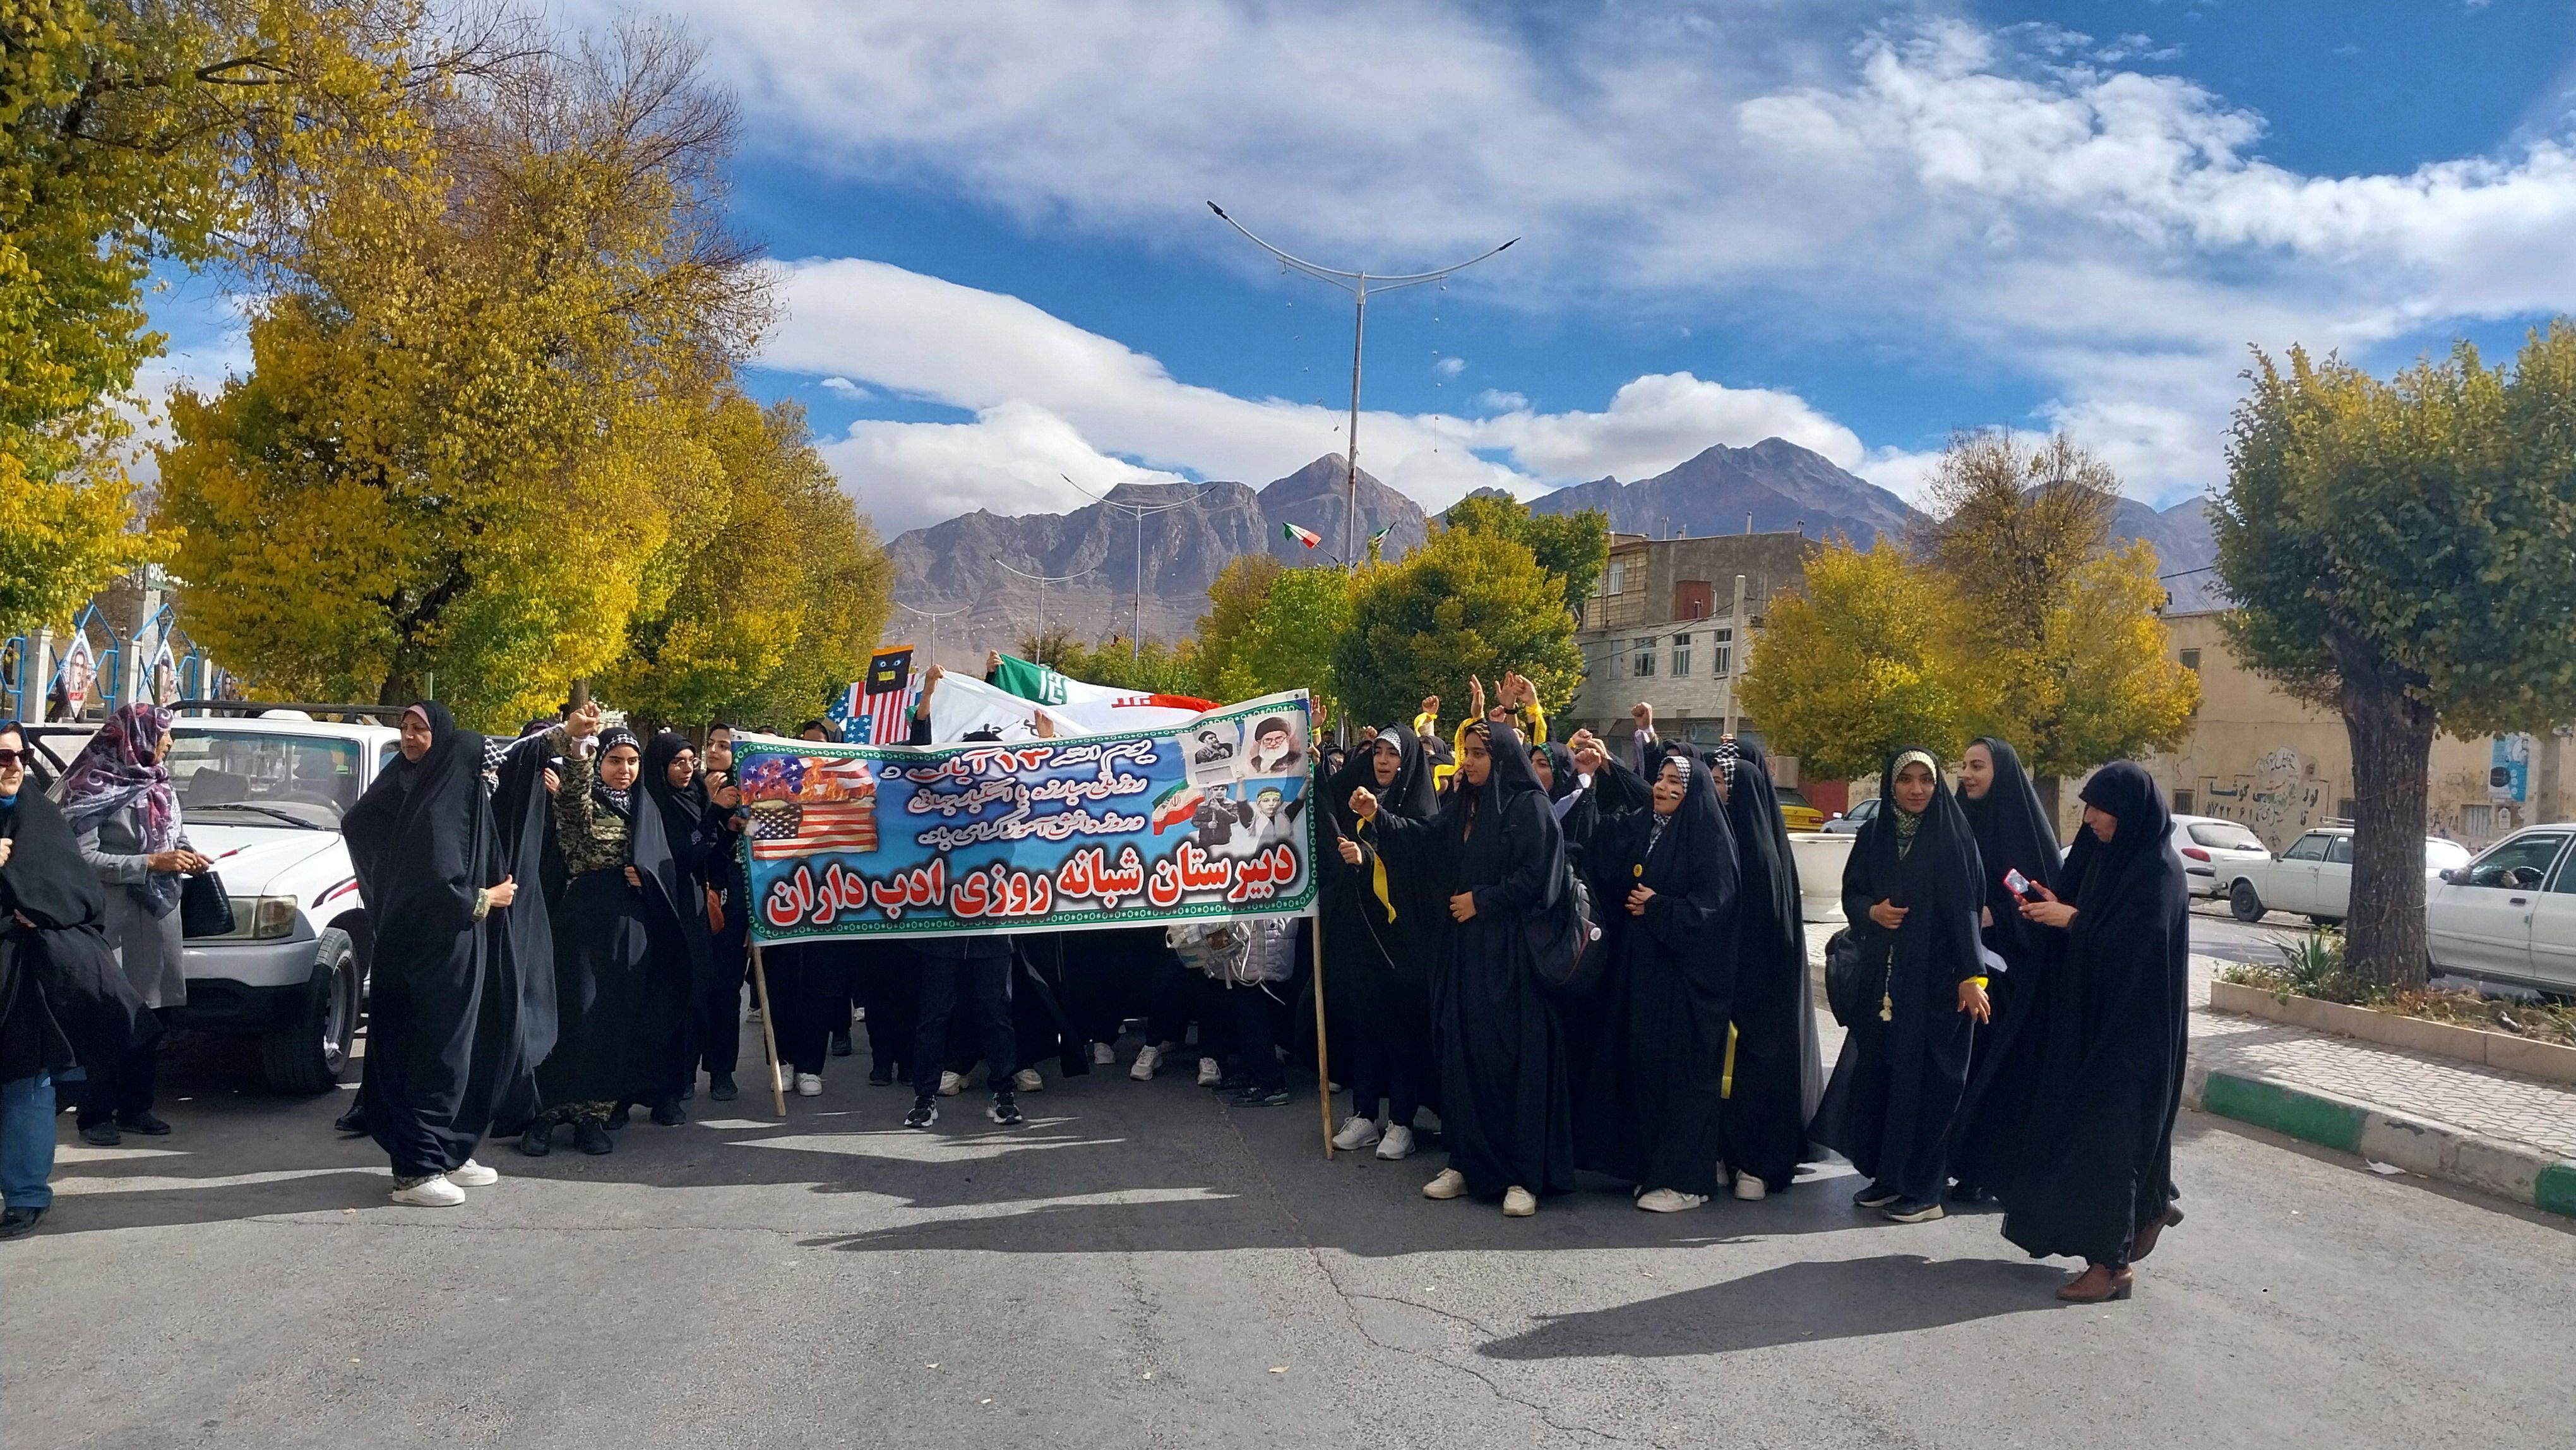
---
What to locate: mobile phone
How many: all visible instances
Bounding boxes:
[2003,867,2033,900]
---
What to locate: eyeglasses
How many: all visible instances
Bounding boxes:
[0,750,22,769]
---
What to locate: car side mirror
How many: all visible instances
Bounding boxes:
[2437,868,2464,885]
[1828,812,1844,821]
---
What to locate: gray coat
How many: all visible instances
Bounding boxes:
[77,802,191,1010]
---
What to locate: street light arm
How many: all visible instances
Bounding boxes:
[1208,202,1365,287]
[1059,473,1197,515]
[1207,203,1518,291]
[991,557,1099,586]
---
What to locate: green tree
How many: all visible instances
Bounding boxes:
[1443,492,1610,616]
[1190,551,1283,689]
[155,24,776,728]
[1916,429,2199,816]
[1029,635,1207,698]
[1211,566,1349,707]
[2214,333,2576,990]
[1335,524,1582,730]
[1738,539,1964,781]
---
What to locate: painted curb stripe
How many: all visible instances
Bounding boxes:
[2202,1072,2365,1154]
[2537,1163,2576,1219]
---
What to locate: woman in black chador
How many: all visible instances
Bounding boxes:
[1324,725,1442,1160]
[1712,741,1822,1201]
[1947,736,2062,1200]
[1811,748,1988,1225]
[636,731,720,1113]
[1350,722,1571,1218]
[1584,752,1739,1212]
[1977,760,2190,1303]
[342,702,554,1206]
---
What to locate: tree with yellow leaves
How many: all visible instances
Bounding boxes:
[1738,539,1965,781]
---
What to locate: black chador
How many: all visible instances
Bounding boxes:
[1715,743,1823,1195]
[342,704,545,1179]
[0,786,156,1102]
[1948,736,2063,1192]
[1810,748,1984,1209]
[1980,761,2189,1266]
[1321,724,1443,1128]
[1363,723,1573,1200]
[1583,752,1741,1199]
[637,731,720,1106]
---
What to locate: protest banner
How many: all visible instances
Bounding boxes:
[987,652,1213,734]
[734,690,1318,944]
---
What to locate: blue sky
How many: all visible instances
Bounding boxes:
[143,1,2576,534]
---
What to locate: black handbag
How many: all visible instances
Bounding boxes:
[179,871,235,938]
[1525,862,1605,1002]
[1823,925,1877,1028]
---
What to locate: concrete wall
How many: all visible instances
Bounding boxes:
[1568,531,1815,749]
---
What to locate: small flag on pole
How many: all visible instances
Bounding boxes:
[1282,522,1322,549]
[1368,523,1393,549]
[857,644,921,745]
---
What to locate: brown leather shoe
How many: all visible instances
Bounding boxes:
[2056,1264,2135,1303]
[2129,1204,2186,1261]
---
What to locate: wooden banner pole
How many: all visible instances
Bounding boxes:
[750,940,787,1117]
[1311,911,1333,1158]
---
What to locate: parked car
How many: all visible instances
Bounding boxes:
[2168,814,2272,899]
[1821,796,1877,836]
[1774,785,1826,833]
[2222,825,2474,925]
[2428,826,2576,993]
[48,712,398,1093]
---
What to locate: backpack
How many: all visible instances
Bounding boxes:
[1525,854,1606,1001]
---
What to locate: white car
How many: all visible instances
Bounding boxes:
[40,712,401,1093]
[2170,815,2272,899]
[2222,825,2474,926]
[1820,796,1877,836]
[2428,827,2576,993]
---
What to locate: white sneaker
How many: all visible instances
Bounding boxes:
[1196,1057,1222,1088]
[1091,1041,1118,1067]
[1636,1188,1708,1213]
[1501,1186,1539,1218]
[938,1070,967,1097]
[448,1158,499,1188]
[1733,1173,1768,1202]
[1422,1168,1468,1200]
[795,1072,824,1098]
[390,1174,465,1207]
[1375,1124,1417,1161]
[775,1065,794,1096]
[1332,1115,1383,1152]
[1012,1067,1044,1093]
[1129,1043,1162,1081]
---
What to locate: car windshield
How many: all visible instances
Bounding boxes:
[1776,788,1813,811]
[167,730,366,824]
[2188,821,2264,852]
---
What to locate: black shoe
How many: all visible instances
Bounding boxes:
[904,1095,938,1130]
[1212,1072,1254,1093]
[518,1123,552,1157]
[1232,1085,1291,1107]
[831,1032,854,1058]
[866,1060,894,1088]
[117,1110,172,1136]
[0,1206,48,1240]
[333,1105,369,1137]
[575,1120,614,1155]
[1948,1180,1988,1204]
[1881,1197,1946,1224]
[987,1092,1024,1127]
[78,1122,120,1147]
[679,1083,695,1102]
[606,1103,631,1130]
[709,1074,738,1102]
[650,1099,686,1127]
[1852,1183,1900,1210]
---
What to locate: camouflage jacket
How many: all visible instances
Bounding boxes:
[549,727,633,878]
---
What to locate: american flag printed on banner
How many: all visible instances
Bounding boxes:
[859,644,918,745]
[746,755,881,860]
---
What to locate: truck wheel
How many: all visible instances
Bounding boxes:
[261,927,359,1094]
[2229,879,2267,923]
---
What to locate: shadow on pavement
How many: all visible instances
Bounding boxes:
[1476,1254,2067,1357]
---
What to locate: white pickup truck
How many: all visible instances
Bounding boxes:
[29,712,393,1093]
[2219,824,2474,926]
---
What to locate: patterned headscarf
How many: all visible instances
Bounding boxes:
[1888,748,1936,859]
[59,702,183,914]
[593,726,641,817]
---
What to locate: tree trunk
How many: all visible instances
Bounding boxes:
[2339,663,2437,992]
[2035,774,2062,839]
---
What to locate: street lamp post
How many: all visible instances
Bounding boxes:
[893,599,968,673]
[991,557,1099,662]
[1061,474,1200,659]
[1208,203,1517,565]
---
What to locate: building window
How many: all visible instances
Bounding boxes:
[2335,798,2357,822]
[1710,626,1734,677]
[1599,560,1629,597]
[2179,648,2201,673]
[2462,804,2494,838]
[1631,635,1656,677]
[1670,632,1691,676]
[2173,789,2195,814]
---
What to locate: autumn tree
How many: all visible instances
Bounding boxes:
[1915,429,2198,817]
[1208,566,1350,708]
[1334,524,1583,730]
[156,23,780,728]
[1031,635,1205,698]
[1738,539,1964,781]
[1190,552,1284,684]
[1443,492,1611,617]
[0,0,494,633]
[2214,333,2576,990]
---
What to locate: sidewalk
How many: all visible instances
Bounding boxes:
[1803,932,2576,1218]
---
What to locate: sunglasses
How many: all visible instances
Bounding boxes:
[0,750,21,769]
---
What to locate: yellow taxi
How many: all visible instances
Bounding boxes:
[1774,786,1827,833]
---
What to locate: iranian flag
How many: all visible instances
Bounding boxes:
[1282,522,1322,549]
[989,654,1215,734]
[1149,781,1204,833]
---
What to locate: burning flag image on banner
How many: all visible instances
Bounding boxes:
[1282,522,1321,549]
[742,754,880,860]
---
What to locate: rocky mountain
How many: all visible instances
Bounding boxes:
[2118,494,2222,612]
[1526,437,1917,544]
[883,456,1426,665]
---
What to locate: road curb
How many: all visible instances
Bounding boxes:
[2185,1063,2576,1220]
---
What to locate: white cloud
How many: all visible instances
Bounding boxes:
[817,376,872,400]
[1474,389,1529,413]
[1433,356,1467,378]
[766,260,1884,532]
[614,2,2576,512]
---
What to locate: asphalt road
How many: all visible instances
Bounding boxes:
[6,1021,2571,1450]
